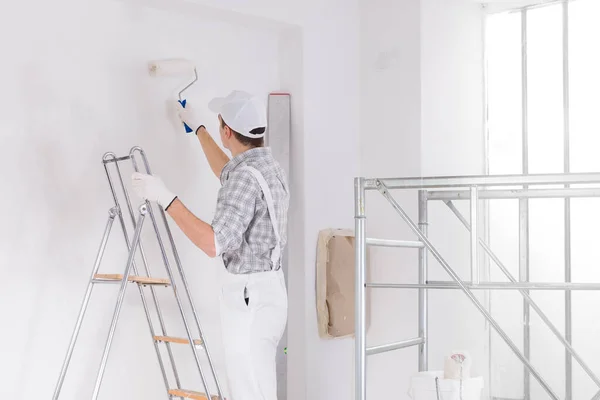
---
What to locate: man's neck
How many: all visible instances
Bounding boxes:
[230,145,255,158]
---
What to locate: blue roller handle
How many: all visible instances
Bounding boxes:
[178,99,194,134]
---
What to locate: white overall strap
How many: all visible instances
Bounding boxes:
[243,166,282,269]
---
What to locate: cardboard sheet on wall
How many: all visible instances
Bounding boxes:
[316,228,370,339]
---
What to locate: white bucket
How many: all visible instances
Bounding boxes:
[408,371,484,400]
[444,351,472,380]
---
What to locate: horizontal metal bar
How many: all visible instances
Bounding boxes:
[426,188,600,200]
[102,155,131,164]
[430,281,600,290]
[366,337,424,356]
[366,282,600,290]
[91,279,121,285]
[491,398,524,400]
[362,172,600,190]
[366,238,424,248]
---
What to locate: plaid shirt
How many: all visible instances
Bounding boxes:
[212,147,289,274]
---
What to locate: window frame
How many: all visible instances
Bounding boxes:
[483,1,573,398]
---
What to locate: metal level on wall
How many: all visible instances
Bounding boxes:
[354,172,600,400]
[266,92,291,400]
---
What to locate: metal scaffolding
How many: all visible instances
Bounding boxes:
[354,172,600,400]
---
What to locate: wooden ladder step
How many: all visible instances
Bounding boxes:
[154,335,203,346]
[168,389,220,400]
[93,273,170,285]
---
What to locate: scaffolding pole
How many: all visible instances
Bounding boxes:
[354,172,600,400]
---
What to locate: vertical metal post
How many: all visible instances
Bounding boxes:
[521,9,529,175]
[520,198,531,400]
[91,205,147,400]
[52,209,116,400]
[418,190,428,371]
[482,13,492,397]
[562,2,572,399]
[470,186,480,284]
[521,9,531,400]
[355,178,367,400]
[562,1,573,400]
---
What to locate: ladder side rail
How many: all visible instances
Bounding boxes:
[91,205,150,400]
[103,154,172,397]
[52,209,117,400]
[128,150,212,399]
[132,147,225,400]
[109,153,184,392]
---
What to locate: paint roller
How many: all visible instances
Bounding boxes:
[148,58,198,133]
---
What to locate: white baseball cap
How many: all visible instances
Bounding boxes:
[208,90,267,138]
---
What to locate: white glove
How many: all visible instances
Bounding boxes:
[176,101,204,134]
[131,172,177,210]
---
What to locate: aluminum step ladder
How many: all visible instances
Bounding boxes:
[52,146,223,400]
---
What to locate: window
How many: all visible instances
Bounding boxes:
[486,1,600,399]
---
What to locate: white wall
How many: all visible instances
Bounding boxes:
[1,0,495,398]
[1,0,363,399]
[421,0,487,396]
[359,0,423,398]
[0,0,287,398]
[299,3,360,400]
[184,2,362,400]
[359,0,486,398]
[187,2,361,400]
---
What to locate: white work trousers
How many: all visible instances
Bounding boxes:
[220,267,288,400]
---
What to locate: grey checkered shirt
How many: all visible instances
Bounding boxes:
[212,147,289,274]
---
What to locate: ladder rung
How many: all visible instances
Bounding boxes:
[93,274,170,285]
[168,389,219,400]
[154,335,203,346]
